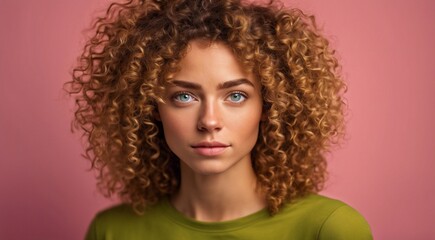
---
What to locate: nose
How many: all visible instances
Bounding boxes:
[197,101,223,132]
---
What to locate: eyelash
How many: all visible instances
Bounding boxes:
[171,91,248,104]
[226,91,247,103]
[172,91,197,103]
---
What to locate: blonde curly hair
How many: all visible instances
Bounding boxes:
[66,0,346,215]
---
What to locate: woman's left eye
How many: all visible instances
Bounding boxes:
[226,92,247,103]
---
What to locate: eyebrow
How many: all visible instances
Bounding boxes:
[170,78,255,90]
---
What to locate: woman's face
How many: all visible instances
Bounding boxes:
[157,40,263,176]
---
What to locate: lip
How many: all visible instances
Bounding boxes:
[191,141,230,148]
[191,141,230,156]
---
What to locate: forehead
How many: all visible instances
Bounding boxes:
[179,40,239,67]
[172,40,257,84]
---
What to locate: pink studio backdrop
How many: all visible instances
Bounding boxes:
[0,0,434,239]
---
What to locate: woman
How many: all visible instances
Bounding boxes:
[67,0,373,239]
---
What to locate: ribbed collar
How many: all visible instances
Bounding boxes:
[159,198,271,233]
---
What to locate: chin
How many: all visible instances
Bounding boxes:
[179,153,253,177]
[185,161,233,176]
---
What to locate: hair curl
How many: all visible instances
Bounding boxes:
[66,0,346,215]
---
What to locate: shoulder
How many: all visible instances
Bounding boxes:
[91,203,140,226]
[279,194,373,240]
[85,204,137,240]
[85,202,166,240]
[317,203,373,240]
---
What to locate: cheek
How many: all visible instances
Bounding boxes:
[159,109,192,144]
[227,105,262,139]
[243,120,261,144]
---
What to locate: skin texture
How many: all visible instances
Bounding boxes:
[157,40,266,221]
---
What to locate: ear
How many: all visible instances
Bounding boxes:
[260,105,268,121]
[261,112,267,122]
[153,108,161,121]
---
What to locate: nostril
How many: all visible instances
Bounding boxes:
[197,103,222,132]
[197,116,222,132]
[197,119,222,132]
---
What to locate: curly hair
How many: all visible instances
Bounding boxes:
[66,0,346,215]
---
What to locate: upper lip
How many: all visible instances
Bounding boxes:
[191,141,230,148]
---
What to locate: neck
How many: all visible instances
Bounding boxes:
[170,159,266,222]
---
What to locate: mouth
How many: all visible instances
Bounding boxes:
[191,141,230,148]
[191,141,230,156]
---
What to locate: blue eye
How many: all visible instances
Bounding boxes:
[227,92,246,103]
[174,93,194,103]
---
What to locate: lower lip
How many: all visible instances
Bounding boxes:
[192,147,228,156]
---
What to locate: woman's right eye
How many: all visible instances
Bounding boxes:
[173,92,195,103]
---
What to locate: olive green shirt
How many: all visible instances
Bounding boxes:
[85,194,372,239]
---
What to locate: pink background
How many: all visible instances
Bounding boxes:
[0,0,434,239]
